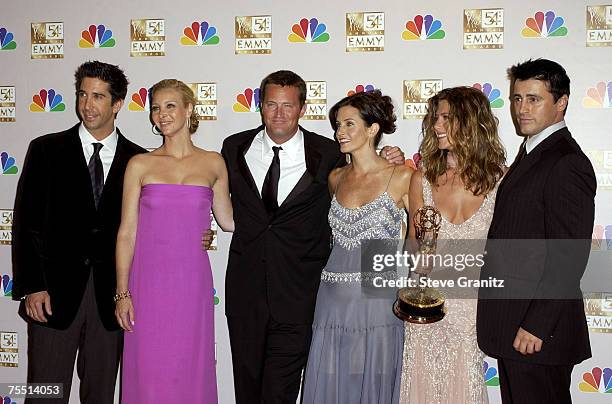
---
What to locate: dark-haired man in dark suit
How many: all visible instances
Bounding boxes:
[221,70,404,404]
[12,61,146,404]
[477,59,596,404]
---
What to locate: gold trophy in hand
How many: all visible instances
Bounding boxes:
[394,206,446,323]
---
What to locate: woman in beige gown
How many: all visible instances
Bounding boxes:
[400,86,506,404]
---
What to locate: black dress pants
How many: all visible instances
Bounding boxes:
[497,357,573,404]
[227,294,312,404]
[25,273,122,404]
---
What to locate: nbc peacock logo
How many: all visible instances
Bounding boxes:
[1,274,12,297]
[347,84,375,97]
[583,82,612,108]
[402,15,445,40]
[579,367,612,393]
[406,153,421,170]
[79,24,115,48]
[473,83,504,108]
[483,360,500,386]
[0,27,17,50]
[1,152,18,175]
[288,18,330,43]
[0,395,17,404]
[213,288,220,305]
[29,89,65,112]
[181,21,220,46]
[128,88,150,111]
[521,11,568,38]
[233,88,260,113]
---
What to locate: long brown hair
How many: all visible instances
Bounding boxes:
[420,86,505,196]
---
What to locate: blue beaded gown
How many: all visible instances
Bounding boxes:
[302,174,404,404]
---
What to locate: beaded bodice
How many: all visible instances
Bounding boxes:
[421,176,499,240]
[328,191,403,250]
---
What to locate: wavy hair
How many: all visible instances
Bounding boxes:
[420,86,505,196]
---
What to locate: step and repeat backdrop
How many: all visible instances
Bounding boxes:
[1,0,611,402]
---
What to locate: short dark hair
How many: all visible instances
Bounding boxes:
[329,90,396,148]
[508,58,570,103]
[259,70,307,106]
[74,61,129,105]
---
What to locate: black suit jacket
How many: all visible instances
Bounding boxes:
[12,123,146,330]
[477,127,596,366]
[222,125,342,324]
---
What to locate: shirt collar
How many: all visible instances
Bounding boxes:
[525,120,566,154]
[262,127,303,161]
[78,123,118,153]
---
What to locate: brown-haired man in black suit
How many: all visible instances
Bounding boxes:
[477,59,596,404]
[12,61,146,403]
[220,70,404,404]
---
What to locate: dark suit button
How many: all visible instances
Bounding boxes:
[267,225,272,229]
[83,258,91,266]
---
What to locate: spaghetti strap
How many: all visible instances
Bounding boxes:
[421,175,434,206]
[334,167,349,195]
[384,165,397,192]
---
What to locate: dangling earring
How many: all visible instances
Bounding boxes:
[186,116,191,130]
[151,124,162,135]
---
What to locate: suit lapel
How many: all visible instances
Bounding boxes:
[237,135,259,197]
[498,128,569,197]
[497,139,526,196]
[281,129,320,207]
[98,130,130,210]
[65,124,98,213]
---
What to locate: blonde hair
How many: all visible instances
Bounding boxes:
[150,79,199,134]
[420,86,505,196]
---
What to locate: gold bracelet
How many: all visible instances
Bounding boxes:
[114,290,132,302]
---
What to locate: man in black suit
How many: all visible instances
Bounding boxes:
[221,70,403,404]
[12,61,146,403]
[477,59,596,403]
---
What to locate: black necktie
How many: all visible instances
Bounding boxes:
[88,143,104,208]
[503,142,527,182]
[515,142,527,164]
[261,146,282,213]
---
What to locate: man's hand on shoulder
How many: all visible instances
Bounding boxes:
[25,291,52,323]
[380,146,405,165]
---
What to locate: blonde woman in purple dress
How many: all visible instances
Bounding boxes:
[115,79,233,403]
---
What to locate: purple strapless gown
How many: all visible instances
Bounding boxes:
[122,184,217,403]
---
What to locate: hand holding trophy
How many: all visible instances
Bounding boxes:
[393,205,446,323]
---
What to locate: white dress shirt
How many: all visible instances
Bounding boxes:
[525,120,566,154]
[78,123,118,182]
[244,128,306,205]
